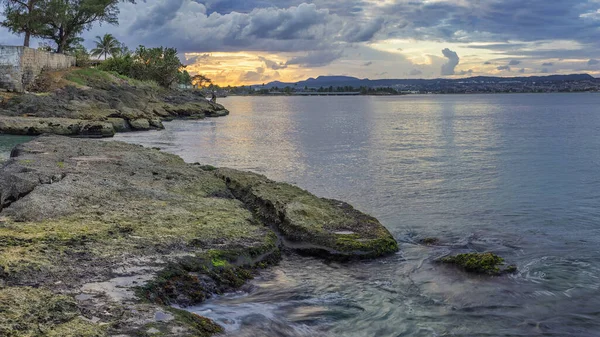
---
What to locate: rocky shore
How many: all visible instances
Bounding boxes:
[0,69,229,138]
[0,135,398,336]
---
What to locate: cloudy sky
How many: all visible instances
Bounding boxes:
[2,0,600,85]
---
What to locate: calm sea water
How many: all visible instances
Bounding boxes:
[4,93,600,336]
[0,135,33,159]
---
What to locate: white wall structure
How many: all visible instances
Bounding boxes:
[0,46,75,92]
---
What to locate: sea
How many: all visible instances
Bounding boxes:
[2,93,600,336]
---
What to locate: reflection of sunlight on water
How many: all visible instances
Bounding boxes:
[114,94,600,336]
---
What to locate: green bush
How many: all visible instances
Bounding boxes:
[98,54,135,77]
[98,46,185,88]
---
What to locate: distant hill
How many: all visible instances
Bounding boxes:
[254,74,597,89]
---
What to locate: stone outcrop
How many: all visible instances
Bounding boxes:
[0,135,398,336]
[0,116,114,137]
[217,168,399,259]
[0,69,229,137]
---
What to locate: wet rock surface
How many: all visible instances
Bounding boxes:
[0,135,398,336]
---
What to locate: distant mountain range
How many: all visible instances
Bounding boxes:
[254,74,597,89]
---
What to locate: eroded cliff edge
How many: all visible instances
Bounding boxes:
[0,69,229,138]
[0,135,397,336]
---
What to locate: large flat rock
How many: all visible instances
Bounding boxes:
[0,135,398,336]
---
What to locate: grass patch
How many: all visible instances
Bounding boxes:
[65,68,112,86]
[64,68,159,90]
[106,71,160,89]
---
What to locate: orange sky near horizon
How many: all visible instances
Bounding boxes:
[182,41,600,87]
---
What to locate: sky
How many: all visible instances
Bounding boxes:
[1,0,600,86]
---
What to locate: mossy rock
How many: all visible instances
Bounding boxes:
[0,287,104,337]
[140,244,281,307]
[420,237,440,245]
[440,252,517,275]
[216,168,398,259]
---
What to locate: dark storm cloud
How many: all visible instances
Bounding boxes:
[379,0,600,44]
[203,0,370,16]
[118,0,595,60]
[341,17,385,42]
[542,62,554,66]
[78,0,600,65]
[509,60,521,66]
[363,61,373,66]
[518,68,525,73]
[202,0,297,14]
[497,65,511,71]
[242,3,330,40]
[441,48,459,75]
[124,2,341,53]
[286,49,344,67]
[129,0,185,33]
[588,59,600,66]
[118,1,392,55]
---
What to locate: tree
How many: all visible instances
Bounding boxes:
[115,41,130,57]
[38,0,133,53]
[177,70,192,86]
[191,74,211,88]
[90,33,120,59]
[131,46,183,87]
[1,0,45,47]
[68,42,90,66]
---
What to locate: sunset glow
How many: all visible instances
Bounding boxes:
[1,0,598,86]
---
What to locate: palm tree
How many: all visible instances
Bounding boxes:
[90,34,121,60]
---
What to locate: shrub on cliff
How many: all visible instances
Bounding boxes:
[98,54,135,76]
[98,45,186,88]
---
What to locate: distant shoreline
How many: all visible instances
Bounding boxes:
[226,91,600,97]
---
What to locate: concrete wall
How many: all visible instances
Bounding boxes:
[0,46,75,92]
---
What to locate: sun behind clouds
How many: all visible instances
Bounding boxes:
[183,52,305,86]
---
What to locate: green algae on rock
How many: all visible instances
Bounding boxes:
[216,168,399,259]
[440,252,517,276]
[0,287,104,337]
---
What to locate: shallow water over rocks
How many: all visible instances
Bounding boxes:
[114,93,600,336]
